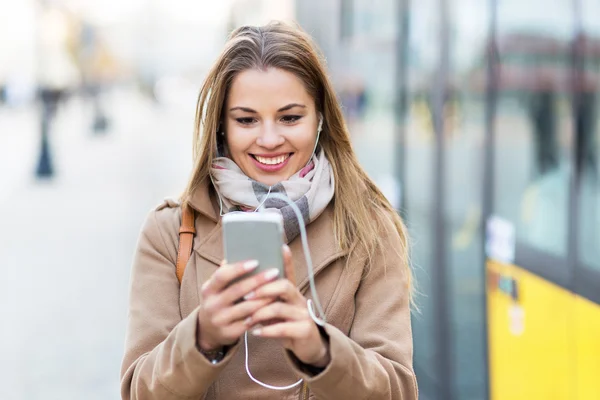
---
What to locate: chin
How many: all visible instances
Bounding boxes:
[254,175,285,186]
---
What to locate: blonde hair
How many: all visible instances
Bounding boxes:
[181,22,412,294]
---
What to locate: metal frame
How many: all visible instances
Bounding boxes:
[513,241,570,288]
[395,0,409,217]
[431,0,454,398]
[481,0,498,399]
[576,264,600,304]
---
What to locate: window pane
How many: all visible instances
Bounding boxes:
[351,0,397,40]
[494,0,575,258]
[340,0,353,39]
[343,0,399,206]
[403,2,441,398]
[579,1,600,271]
[446,1,490,398]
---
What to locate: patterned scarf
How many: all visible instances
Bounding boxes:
[211,150,335,243]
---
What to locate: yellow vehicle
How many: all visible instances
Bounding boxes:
[487,260,600,400]
[485,27,600,400]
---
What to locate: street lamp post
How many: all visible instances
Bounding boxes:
[35,88,61,178]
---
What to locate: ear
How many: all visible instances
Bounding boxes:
[216,129,227,157]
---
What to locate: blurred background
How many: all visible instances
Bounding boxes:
[0,0,598,399]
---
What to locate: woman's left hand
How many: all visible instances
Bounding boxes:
[244,245,330,368]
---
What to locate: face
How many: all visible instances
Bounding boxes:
[224,67,319,186]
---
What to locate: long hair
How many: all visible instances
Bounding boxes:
[181,22,412,295]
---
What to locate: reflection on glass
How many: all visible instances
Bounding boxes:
[339,0,353,39]
[402,1,440,398]
[446,1,489,398]
[349,0,397,40]
[493,0,574,257]
[341,0,398,206]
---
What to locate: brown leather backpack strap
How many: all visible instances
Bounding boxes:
[176,203,196,284]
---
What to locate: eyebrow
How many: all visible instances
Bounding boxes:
[229,103,306,113]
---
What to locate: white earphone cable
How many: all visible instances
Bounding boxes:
[244,330,303,390]
[260,193,327,325]
[304,113,323,168]
[254,185,273,212]
[212,119,327,391]
[243,192,326,390]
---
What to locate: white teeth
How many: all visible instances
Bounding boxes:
[255,154,288,165]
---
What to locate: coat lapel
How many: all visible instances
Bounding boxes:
[289,206,347,292]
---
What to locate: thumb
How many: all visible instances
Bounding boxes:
[282,245,296,286]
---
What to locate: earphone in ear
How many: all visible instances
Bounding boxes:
[304,113,324,168]
[317,113,323,134]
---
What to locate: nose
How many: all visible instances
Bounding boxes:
[256,123,285,149]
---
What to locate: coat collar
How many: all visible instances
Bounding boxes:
[188,179,220,223]
[190,180,347,290]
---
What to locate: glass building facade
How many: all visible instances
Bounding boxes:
[296,1,600,399]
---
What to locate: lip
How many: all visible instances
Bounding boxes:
[253,152,290,158]
[250,153,292,172]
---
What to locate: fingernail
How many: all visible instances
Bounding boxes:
[243,291,256,300]
[264,268,280,280]
[244,317,252,325]
[243,260,259,270]
[251,328,262,336]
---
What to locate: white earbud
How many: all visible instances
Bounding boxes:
[317,113,323,134]
[305,113,324,168]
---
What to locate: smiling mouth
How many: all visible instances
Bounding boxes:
[251,153,292,165]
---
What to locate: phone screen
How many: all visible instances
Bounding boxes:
[222,213,285,284]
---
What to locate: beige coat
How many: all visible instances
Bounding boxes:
[120,182,418,400]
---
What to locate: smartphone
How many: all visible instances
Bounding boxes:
[222,212,285,285]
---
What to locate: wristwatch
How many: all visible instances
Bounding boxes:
[200,347,226,364]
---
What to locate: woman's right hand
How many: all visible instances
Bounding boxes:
[197,260,281,351]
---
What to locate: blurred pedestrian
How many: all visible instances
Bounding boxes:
[121,22,417,400]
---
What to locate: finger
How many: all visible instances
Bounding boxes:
[202,260,259,296]
[219,267,281,305]
[248,279,304,305]
[247,301,308,327]
[212,298,273,326]
[283,245,296,286]
[220,320,253,344]
[251,321,313,340]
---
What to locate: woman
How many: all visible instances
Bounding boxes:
[121,22,417,400]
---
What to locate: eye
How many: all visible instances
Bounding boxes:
[280,115,302,124]
[236,117,256,125]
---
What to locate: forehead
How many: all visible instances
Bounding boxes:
[227,68,313,109]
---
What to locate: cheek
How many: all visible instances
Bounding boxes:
[226,130,252,156]
[290,130,317,154]
[280,123,316,151]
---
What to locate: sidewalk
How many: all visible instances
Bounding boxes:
[0,88,194,400]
